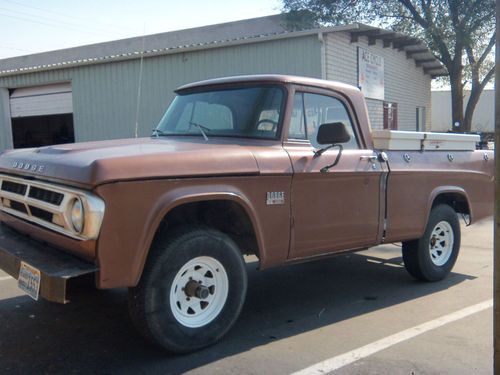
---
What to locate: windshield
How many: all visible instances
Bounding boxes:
[155,85,285,140]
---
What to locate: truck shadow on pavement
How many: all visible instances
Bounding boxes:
[0,246,475,375]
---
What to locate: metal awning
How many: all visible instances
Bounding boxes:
[345,24,447,77]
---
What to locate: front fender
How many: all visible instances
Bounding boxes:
[130,184,265,286]
[94,176,291,289]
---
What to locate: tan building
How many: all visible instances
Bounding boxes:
[431,89,494,133]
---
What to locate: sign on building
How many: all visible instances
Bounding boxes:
[358,47,384,101]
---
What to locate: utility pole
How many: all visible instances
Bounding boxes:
[494,0,500,373]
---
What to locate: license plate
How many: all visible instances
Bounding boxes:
[18,262,41,301]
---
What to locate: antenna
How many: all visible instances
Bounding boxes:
[134,24,146,138]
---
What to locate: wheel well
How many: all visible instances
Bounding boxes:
[432,193,470,216]
[154,200,260,259]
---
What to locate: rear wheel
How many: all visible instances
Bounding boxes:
[128,228,247,353]
[402,204,460,282]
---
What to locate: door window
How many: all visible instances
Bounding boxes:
[289,92,359,149]
[289,93,306,139]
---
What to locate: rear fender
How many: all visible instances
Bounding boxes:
[426,186,472,224]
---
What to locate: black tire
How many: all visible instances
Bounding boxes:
[128,227,247,353]
[402,204,461,282]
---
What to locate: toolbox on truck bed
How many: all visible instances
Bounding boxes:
[372,130,480,151]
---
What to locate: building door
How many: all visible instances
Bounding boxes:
[383,102,398,130]
[9,83,75,148]
[284,89,383,259]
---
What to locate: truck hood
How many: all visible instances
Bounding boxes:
[0,137,261,188]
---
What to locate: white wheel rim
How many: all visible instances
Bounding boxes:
[169,256,229,328]
[429,221,454,266]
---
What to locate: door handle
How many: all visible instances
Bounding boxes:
[360,155,377,161]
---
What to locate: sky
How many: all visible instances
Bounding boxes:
[0,0,282,59]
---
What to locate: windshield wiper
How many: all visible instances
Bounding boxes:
[189,121,210,141]
[152,123,211,140]
[151,128,170,138]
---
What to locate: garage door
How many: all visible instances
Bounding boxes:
[9,83,75,148]
[10,83,73,118]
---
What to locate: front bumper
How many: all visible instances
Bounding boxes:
[0,223,98,303]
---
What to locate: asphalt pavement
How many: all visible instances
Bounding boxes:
[0,218,493,374]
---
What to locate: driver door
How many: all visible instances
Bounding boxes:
[285,90,383,259]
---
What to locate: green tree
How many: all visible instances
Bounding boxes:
[282,0,495,133]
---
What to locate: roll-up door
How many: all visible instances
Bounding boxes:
[10,83,73,118]
[9,83,75,148]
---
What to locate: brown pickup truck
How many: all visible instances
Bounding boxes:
[0,75,493,353]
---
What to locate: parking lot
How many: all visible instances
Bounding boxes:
[0,218,493,375]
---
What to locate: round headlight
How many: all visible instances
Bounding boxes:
[70,198,84,233]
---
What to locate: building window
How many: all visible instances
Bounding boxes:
[416,106,426,131]
[383,102,398,130]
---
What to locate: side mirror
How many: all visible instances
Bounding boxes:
[316,122,351,145]
[314,122,350,173]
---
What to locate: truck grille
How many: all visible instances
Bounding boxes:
[9,200,28,214]
[1,181,65,206]
[0,174,72,235]
[28,186,64,206]
[29,205,54,222]
[0,173,105,241]
[1,180,27,196]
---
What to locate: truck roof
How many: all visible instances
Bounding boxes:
[176,74,362,96]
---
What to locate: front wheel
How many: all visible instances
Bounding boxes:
[128,228,248,353]
[402,204,461,282]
